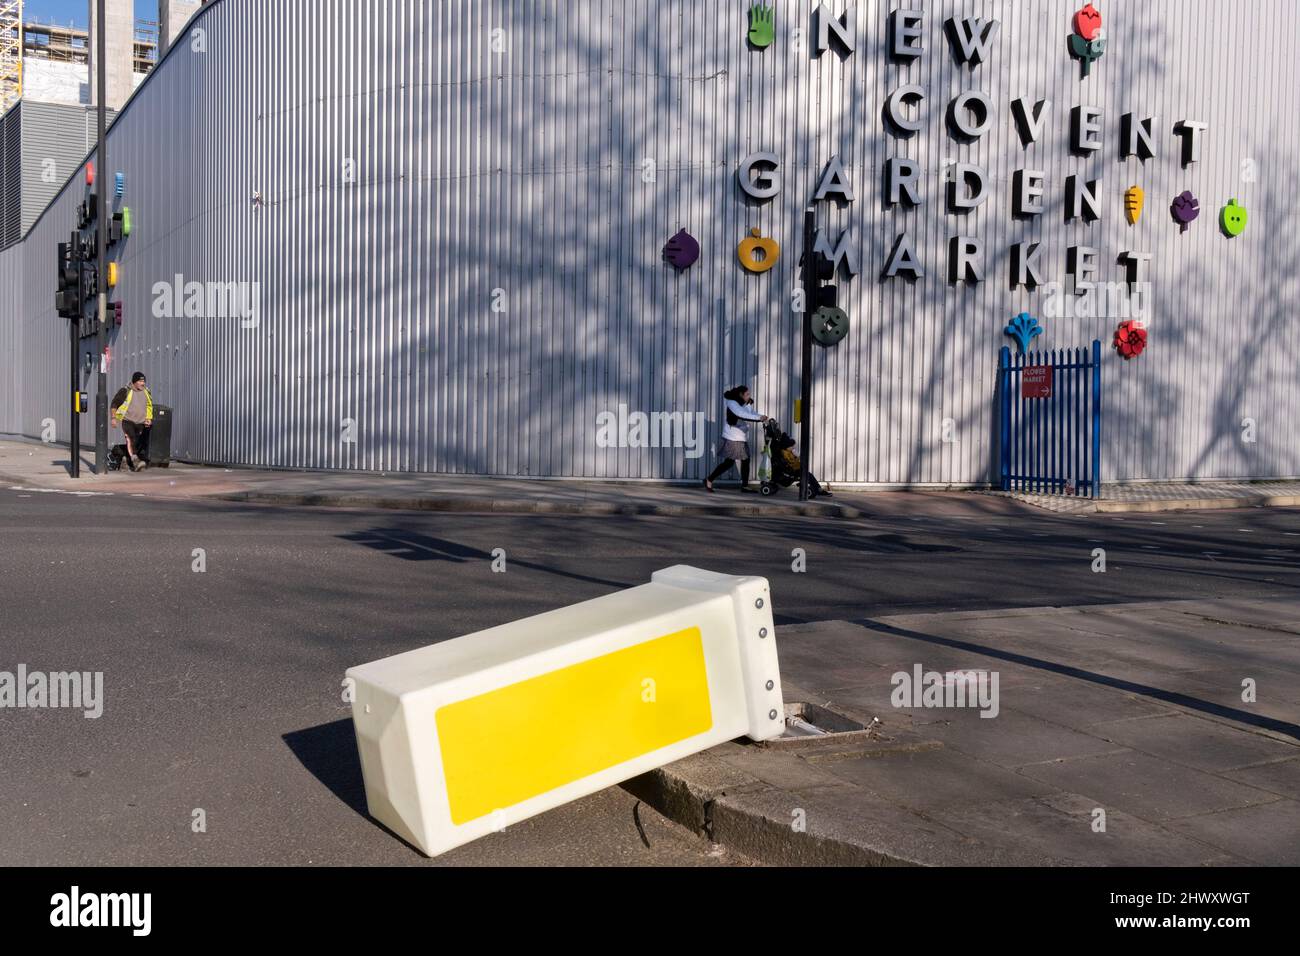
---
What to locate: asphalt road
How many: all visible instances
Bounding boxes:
[0,488,1296,865]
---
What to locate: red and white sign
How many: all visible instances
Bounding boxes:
[1022,365,1054,399]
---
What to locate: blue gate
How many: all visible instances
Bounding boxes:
[998,340,1101,497]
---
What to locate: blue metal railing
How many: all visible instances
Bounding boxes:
[998,340,1101,498]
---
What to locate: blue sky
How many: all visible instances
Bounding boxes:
[23,1,156,30]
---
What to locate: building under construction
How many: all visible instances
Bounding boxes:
[0,0,201,246]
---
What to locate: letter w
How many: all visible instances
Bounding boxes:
[947,17,998,64]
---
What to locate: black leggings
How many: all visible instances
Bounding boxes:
[707,457,750,485]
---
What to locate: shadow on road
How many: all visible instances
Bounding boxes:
[282,719,368,815]
[338,526,631,589]
[859,618,1300,743]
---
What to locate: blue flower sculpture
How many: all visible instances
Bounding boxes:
[1004,312,1043,355]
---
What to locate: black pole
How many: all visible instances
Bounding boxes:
[69,255,80,478]
[94,0,107,473]
[799,208,816,501]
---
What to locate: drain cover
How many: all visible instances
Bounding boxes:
[780,701,867,738]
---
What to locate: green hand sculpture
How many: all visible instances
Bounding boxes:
[748,4,775,49]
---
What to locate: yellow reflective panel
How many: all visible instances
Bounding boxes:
[436,626,713,825]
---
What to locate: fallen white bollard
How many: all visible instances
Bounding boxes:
[347,565,784,857]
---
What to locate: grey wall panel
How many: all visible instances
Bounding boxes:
[0,104,20,249]
[19,101,115,236]
[1,0,1298,485]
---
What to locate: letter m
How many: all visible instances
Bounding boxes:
[649,411,680,449]
[814,229,860,279]
[207,281,241,317]
[101,893,130,926]
[51,672,80,708]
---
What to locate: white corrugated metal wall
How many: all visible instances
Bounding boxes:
[0,0,1297,484]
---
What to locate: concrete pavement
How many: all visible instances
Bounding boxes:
[2,437,1291,518]
[637,598,1300,865]
[998,482,1300,514]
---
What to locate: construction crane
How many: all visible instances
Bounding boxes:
[0,0,20,115]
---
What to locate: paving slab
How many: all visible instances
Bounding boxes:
[1013,749,1281,822]
[929,793,1243,867]
[1162,799,1300,866]
[639,598,1300,865]
[1220,756,1300,798]
[993,481,1300,514]
[819,747,1063,811]
[910,706,1128,769]
[1085,712,1300,773]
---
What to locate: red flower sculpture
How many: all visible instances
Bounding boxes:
[1113,320,1147,360]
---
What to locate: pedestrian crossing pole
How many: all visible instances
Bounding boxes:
[93,0,108,474]
[798,208,817,502]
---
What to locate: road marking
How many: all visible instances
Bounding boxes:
[7,485,112,497]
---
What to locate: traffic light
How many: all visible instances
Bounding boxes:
[112,301,123,326]
[109,214,122,245]
[814,283,838,310]
[55,290,79,318]
[799,247,836,283]
[55,242,79,318]
[86,193,98,225]
[811,251,835,282]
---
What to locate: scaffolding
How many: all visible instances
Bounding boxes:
[134,17,157,74]
[21,17,87,64]
[0,0,20,114]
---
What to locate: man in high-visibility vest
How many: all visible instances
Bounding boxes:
[111,371,153,471]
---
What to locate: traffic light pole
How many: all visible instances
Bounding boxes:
[799,208,816,502]
[93,0,107,473]
[69,292,79,478]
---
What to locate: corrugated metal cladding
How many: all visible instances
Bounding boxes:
[0,105,19,248]
[1,0,1298,484]
[0,102,117,250]
[18,102,117,238]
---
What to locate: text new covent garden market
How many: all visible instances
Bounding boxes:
[738,7,1206,299]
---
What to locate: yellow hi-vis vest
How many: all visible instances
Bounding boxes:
[115,386,153,422]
